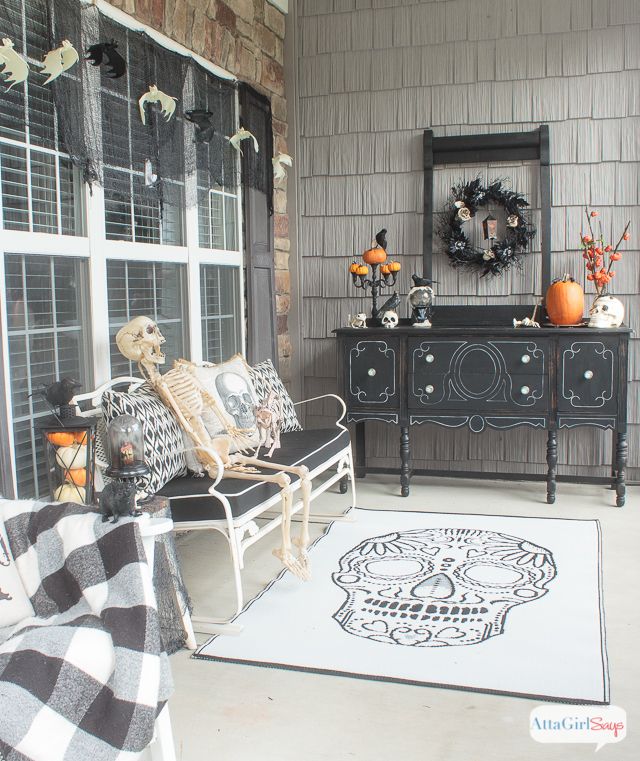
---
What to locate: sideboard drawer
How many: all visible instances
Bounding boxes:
[558,339,618,413]
[345,337,401,409]
[409,338,549,411]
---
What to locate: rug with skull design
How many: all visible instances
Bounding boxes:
[196,509,608,703]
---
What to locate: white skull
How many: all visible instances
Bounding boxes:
[215,372,256,429]
[588,295,624,328]
[116,316,166,366]
[350,313,367,329]
[381,310,399,328]
[333,528,556,647]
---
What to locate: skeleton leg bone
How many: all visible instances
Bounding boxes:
[234,457,312,578]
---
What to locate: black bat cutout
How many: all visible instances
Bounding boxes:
[85,40,126,79]
[185,109,216,143]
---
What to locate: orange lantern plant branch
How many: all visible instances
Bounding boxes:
[581,207,631,297]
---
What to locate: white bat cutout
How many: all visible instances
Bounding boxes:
[0,38,29,89]
[228,127,259,155]
[41,40,79,85]
[138,85,178,124]
[272,153,293,183]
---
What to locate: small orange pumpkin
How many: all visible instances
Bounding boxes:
[380,264,391,275]
[65,468,87,486]
[356,264,369,276]
[349,261,359,274]
[388,260,401,273]
[546,274,584,325]
[362,246,387,265]
[47,431,75,447]
[74,431,88,445]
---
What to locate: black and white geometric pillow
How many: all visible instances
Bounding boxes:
[248,359,303,433]
[102,384,188,494]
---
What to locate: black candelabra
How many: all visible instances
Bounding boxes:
[350,258,401,319]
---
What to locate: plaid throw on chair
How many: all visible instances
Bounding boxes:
[0,500,173,761]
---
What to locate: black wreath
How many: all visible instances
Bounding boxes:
[437,178,536,276]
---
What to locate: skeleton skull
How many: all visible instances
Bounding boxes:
[333,528,556,647]
[116,316,166,366]
[350,313,367,329]
[215,372,256,430]
[588,295,624,328]
[381,310,399,329]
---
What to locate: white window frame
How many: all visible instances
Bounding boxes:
[0,0,246,497]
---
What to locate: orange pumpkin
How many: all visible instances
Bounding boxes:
[65,468,87,486]
[47,431,75,447]
[356,264,369,276]
[388,260,401,272]
[362,246,387,265]
[74,431,88,445]
[380,264,391,275]
[349,261,359,274]
[546,274,584,325]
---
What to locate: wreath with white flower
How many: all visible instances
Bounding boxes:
[437,178,536,276]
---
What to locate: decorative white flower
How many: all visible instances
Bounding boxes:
[483,250,496,261]
[506,214,519,227]
[457,207,472,221]
[454,200,466,209]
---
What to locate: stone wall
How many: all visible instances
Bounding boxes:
[297,0,640,481]
[106,0,292,380]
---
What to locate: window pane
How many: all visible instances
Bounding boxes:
[107,260,188,376]
[201,264,241,363]
[4,253,90,498]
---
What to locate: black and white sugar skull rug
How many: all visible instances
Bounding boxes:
[195,509,608,703]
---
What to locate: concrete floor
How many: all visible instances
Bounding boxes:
[168,475,639,761]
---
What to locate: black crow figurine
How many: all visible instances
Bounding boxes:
[185,109,217,143]
[29,378,81,418]
[85,40,126,79]
[375,228,388,250]
[375,291,400,320]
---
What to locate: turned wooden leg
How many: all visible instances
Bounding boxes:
[355,421,366,479]
[615,431,627,507]
[400,426,410,497]
[546,428,557,505]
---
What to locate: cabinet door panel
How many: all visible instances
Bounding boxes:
[558,339,617,412]
[345,337,400,409]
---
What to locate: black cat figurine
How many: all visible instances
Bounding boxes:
[99,480,141,524]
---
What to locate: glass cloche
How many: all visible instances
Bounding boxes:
[105,414,149,478]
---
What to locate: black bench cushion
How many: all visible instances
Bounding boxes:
[158,428,350,522]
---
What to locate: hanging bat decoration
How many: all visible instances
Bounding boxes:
[138,84,178,125]
[227,127,259,155]
[0,38,30,89]
[40,40,79,84]
[85,39,126,79]
[185,109,216,143]
[272,153,293,183]
[144,159,158,187]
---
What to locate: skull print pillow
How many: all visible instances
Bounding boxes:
[188,355,261,448]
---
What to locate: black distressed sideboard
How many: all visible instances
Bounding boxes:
[334,322,630,505]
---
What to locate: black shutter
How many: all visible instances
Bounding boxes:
[239,84,277,367]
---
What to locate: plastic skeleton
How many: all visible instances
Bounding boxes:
[41,40,79,84]
[115,316,311,579]
[254,390,283,458]
[0,38,29,89]
[139,85,178,124]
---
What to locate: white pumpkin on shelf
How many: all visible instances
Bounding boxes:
[55,444,87,470]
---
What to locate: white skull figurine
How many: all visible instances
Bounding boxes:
[350,313,367,329]
[588,295,624,328]
[332,528,556,647]
[381,310,399,329]
[116,315,166,366]
[215,372,256,430]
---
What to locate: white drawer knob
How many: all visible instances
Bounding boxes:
[425,354,434,363]
[521,355,531,364]
[584,370,594,380]
[368,368,376,377]
[425,384,434,394]
[520,385,530,395]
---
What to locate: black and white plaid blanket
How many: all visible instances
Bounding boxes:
[0,500,173,761]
